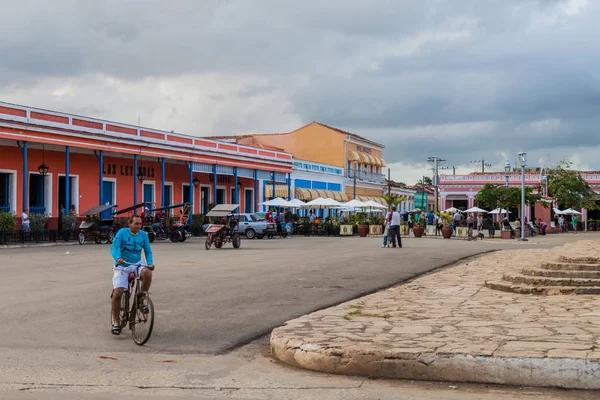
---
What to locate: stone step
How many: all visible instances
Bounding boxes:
[485,280,600,295]
[521,267,600,279]
[541,262,600,271]
[558,256,600,265]
[503,273,600,287]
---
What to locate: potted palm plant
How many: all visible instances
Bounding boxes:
[356,212,369,237]
[412,211,426,238]
[438,212,453,239]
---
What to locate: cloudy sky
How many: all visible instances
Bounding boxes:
[1,0,598,184]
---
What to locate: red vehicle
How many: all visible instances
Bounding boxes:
[204,204,241,250]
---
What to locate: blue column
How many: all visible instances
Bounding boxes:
[22,141,27,212]
[262,179,266,212]
[133,154,138,213]
[65,146,70,216]
[253,169,258,213]
[188,162,193,227]
[287,173,291,200]
[98,150,104,205]
[233,167,238,205]
[272,172,276,199]
[212,164,217,205]
[160,158,165,207]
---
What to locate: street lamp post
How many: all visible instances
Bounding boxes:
[504,161,511,223]
[518,152,527,241]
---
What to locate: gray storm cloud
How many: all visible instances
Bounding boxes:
[0,0,598,176]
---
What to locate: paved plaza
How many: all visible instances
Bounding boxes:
[272,238,600,389]
[1,233,599,398]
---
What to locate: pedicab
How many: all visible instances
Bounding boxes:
[113,202,156,242]
[204,204,241,250]
[77,204,118,245]
[148,203,192,243]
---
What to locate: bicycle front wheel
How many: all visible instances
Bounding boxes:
[131,295,154,345]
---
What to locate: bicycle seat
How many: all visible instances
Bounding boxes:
[128,272,135,282]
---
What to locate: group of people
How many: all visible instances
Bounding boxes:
[265,208,294,238]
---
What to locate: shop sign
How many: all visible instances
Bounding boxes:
[103,163,156,178]
[357,146,372,154]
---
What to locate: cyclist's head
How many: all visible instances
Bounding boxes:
[128,215,143,233]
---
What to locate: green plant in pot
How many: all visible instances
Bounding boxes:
[412,210,426,238]
[355,212,369,237]
[437,212,453,239]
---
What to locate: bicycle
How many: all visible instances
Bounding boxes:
[111,263,155,345]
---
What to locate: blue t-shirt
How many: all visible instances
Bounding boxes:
[110,228,153,265]
[426,213,434,225]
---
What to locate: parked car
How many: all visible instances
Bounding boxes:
[236,213,277,239]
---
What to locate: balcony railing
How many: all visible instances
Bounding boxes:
[348,169,386,184]
[29,206,46,215]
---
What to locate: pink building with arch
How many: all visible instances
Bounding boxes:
[439,171,600,225]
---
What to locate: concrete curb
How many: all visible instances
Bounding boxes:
[270,332,600,389]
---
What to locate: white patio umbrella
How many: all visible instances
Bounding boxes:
[443,207,460,213]
[301,197,343,209]
[258,197,292,207]
[489,208,511,214]
[563,208,582,215]
[342,199,370,209]
[553,208,565,215]
[363,200,388,209]
[464,207,489,213]
[287,198,305,207]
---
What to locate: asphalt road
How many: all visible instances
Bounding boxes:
[0,234,579,355]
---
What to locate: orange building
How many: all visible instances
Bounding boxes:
[0,102,293,228]
[210,122,388,203]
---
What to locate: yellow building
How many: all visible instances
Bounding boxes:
[210,122,387,202]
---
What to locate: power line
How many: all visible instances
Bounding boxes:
[427,157,446,214]
[470,159,492,173]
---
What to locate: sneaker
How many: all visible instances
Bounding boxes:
[381,244,385,248]
[138,294,150,314]
[111,325,121,335]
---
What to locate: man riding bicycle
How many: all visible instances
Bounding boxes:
[110,215,154,335]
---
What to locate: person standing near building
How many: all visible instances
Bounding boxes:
[21,209,30,233]
[386,206,402,248]
[309,210,316,235]
[284,208,293,239]
[477,213,484,235]
[381,218,390,248]
[572,215,578,234]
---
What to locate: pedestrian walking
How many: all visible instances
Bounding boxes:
[382,219,390,248]
[386,206,402,248]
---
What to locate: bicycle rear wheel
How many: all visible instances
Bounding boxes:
[131,294,154,345]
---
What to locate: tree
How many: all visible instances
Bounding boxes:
[547,161,598,210]
[417,177,432,186]
[475,184,544,213]
[382,194,406,209]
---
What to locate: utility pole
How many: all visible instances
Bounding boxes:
[470,159,492,173]
[387,168,391,196]
[427,156,446,214]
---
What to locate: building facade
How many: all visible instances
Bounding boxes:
[210,122,388,203]
[439,171,600,224]
[0,102,293,227]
